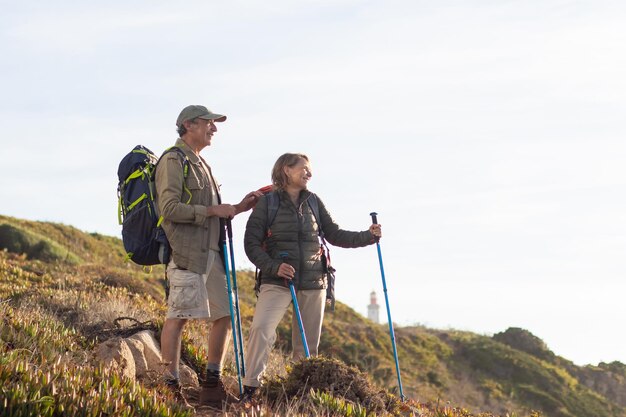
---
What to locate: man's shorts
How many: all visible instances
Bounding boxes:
[165,250,231,320]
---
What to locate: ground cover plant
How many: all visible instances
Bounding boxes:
[1,215,624,416]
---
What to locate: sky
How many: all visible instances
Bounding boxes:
[1,0,625,367]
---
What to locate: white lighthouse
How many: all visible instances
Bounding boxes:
[367,291,380,323]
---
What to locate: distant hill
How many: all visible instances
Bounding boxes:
[1,214,624,417]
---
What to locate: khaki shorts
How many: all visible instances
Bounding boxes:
[165,250,231,320]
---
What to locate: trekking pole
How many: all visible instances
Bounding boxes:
[370,212,405,401]
[221,229,243,396]
[226,219,246,377]
[280,252,310,358]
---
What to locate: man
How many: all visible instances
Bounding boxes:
[155,104,261,409]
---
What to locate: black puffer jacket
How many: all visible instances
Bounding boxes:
[244,189,375,290]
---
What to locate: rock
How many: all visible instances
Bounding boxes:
[95,337,136,380]
[125,338,148,378]
[575,363,626,407]
[180,363,199,387]
[126,330,198,387]
[127,330,163,374]
[94,331,198,387]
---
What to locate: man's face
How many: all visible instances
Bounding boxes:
[185,118,217,150]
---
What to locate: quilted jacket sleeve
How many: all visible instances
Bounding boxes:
[315,195,376,248]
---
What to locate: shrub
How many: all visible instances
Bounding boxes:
[264,356,402,414]
[493,328,555,363]
[0,223,80,264]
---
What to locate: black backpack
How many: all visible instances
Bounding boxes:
[258,191,337,310]
[117,145,189,266]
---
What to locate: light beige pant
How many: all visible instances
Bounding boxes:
[242,284,326,387]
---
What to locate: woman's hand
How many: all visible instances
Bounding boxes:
[277,262,295,280]
[369,224,382,238]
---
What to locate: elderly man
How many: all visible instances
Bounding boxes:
[155,104,260,409]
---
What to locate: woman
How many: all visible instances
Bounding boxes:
[240,153,381,402]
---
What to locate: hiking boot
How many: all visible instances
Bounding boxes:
[198,379,238,408]
[240,385,258,408]
[165,379,194,412]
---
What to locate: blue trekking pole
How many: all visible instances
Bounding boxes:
[221,227,243,396]
[226,219,246,378]
[370,212,405,401]
[280,252,310,358]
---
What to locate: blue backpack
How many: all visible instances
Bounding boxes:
[117,145,189,266]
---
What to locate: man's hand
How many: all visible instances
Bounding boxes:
[234,190,264,214]
[207,190,263,218]
[207,204,237,219]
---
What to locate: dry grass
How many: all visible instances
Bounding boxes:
[0,217,609,417]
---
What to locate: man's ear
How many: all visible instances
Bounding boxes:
[183,119,195,130]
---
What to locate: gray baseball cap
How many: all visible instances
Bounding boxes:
[176,105,227,127]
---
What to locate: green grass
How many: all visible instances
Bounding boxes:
[0,222,81,264]
[0,215,624,417]
[450,332,621,417]
[1,355,191,417]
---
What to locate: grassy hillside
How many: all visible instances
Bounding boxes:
[1,214,624,417]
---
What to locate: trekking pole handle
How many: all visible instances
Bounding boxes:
[279,252,289,285]
[226,218,234,239]
[370,212,380,242]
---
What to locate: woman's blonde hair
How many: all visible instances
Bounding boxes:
[271,153,310,190]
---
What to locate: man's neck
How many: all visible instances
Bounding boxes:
[181,136,203,155]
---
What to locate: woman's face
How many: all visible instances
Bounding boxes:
[285,158,312,190]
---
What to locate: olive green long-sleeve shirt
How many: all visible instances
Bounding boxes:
[155,138,221,274]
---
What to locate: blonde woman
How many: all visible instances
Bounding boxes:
[240,152,381,403]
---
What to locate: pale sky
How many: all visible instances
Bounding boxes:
[2,0,625,366]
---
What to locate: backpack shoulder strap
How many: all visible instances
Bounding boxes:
[157,146,192,204]
[265,191,280,237]
[307,193,324,239]
[307,193,336,311]
[255,190,280,296]
[158,146,190,178]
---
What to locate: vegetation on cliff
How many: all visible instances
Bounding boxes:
[1,214,624,417]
